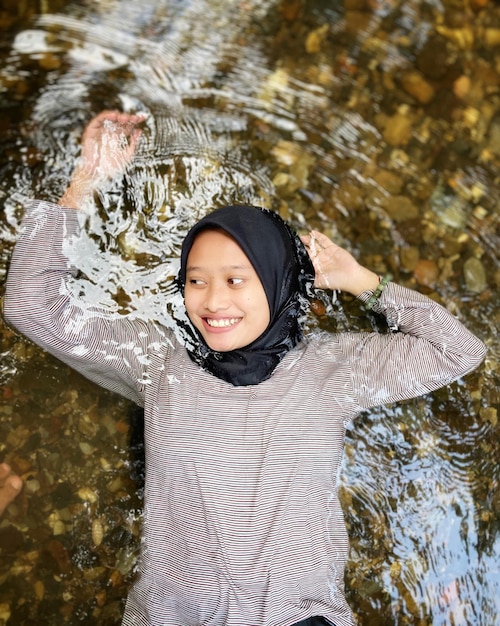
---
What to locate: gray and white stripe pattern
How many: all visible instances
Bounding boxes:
[4,201,486,626]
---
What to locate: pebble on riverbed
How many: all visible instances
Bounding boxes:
[463,256,487,292]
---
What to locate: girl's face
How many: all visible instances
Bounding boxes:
[184,229,271,352]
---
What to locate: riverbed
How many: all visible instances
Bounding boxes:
[0,0,499,624]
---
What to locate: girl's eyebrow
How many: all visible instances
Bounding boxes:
[186,264,253,272]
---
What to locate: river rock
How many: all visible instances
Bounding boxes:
[373,170,403,195]
[382,195,419,222]
[305,24,329,54]
[463,257,487,292]
[399,246,420,272]
[382,110,413,146]
[414,259,439,287]
[453,75,472,99]
[400,70,435,104]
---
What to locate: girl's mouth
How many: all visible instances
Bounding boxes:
[204,317,241,329]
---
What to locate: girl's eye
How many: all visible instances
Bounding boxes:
[228,277,243,286]
[188,278,205,286]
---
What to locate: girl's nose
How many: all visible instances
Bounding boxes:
[205,283,229,312]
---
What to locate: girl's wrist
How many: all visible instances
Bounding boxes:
[58,166,96,208]
[347,267,380,297]
[58,180,94,208]
[362,273,392,310]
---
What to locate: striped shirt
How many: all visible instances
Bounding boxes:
[3,201,486,626]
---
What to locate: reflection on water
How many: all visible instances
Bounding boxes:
[0,0,499,624]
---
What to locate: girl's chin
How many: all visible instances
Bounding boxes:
[205,338,240,352]
[203,333,249,352]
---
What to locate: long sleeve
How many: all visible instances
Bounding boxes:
[3,200,167,406]
[339,282,487,411]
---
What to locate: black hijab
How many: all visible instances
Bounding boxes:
[176,205,315,386]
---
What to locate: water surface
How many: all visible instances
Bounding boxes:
[0,0,499,624]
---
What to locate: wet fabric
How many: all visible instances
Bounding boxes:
[291,617,335,626]
[4,202,486,626]
[176,205,315,386]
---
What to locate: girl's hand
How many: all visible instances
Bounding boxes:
[301,230,379,296]
[79,110,146,180]
[59,110,146,207]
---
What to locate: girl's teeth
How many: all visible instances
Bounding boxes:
[207,318,238,328]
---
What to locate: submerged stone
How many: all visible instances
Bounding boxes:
[414,259,439,287]
[463,257,487,292]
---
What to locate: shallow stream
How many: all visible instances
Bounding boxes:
[0,0,499,624]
